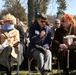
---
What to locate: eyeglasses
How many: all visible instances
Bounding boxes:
[41,20,46,23]
[61,20,66,23]
[55,23,60,24]
[39,18,46,23]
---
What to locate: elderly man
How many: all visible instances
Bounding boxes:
[27,13,52,75]
[51,19,60,38]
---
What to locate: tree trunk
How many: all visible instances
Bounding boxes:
[28,0,35,28]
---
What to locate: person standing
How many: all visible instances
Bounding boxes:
[26,13,52,75]
[51,19,60,54]
[51,19,60,38]
[15,18,27,69]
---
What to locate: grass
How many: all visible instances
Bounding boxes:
[10,69,76,75]
[10,61,76,75]
[12,70,56,75]
[0,67,60,75]
[0,69,76,75]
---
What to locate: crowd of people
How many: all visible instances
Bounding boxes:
[0,13,76,75]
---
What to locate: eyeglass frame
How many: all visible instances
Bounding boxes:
[61,20,67,23]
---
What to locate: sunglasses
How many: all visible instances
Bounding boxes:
[61,20,66,23]
[55,23,60,24]
[41,20,46,23]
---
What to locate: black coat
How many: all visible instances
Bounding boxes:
[14,25,26,45]
[52,25,76,55]
[52,25,76,69]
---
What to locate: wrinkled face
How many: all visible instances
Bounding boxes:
[37,18,46,28]
[61,19,71,28]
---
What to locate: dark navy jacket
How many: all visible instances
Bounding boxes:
[26,21,52,58]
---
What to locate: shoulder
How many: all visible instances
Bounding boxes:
[15,25,23,30]
[56,28,61,32]
[46,25,51,31]
[11,28,19,33]
[51,26,55,30]
[30,22,39,30]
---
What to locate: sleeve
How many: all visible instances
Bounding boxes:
[43,28,52,49]
[12,29,20,46]
[29,26,41,44]
[52,29,60,54]
[19,26,26,44]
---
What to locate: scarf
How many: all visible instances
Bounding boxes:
[1,24,14,31]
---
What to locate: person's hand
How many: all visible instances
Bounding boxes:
[40,30,45,38]
[59,44,68,50]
